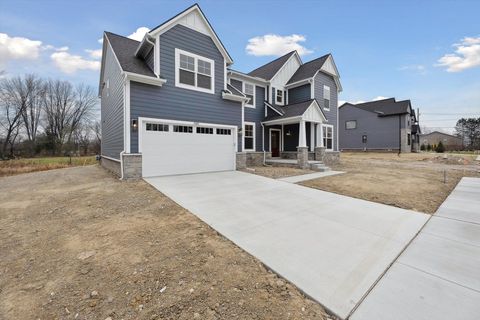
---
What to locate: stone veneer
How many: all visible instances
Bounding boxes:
[246,152,271,167]
[297,147,309,169]
[122,154,142,179]
[323,151,340,165]
[236,152,246,169]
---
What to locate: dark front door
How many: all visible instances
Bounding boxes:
[271,130,280,157]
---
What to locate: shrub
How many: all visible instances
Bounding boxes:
[427,144,432,151]
[420,144,426,151]
[435,141,445,153]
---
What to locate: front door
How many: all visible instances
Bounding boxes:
[271,130,280,157]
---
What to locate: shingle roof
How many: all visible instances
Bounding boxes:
[105,32,156,78]
[287,54,330,84]
[248,51,296,80]
[352,98,412,116]
[226,83,246,97]
[264,99,326,121]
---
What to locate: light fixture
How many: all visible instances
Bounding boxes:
[286,130,292,136]
[131,119,138,131]
[238,126,243,135]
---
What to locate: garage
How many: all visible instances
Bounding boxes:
[139,118,237,177]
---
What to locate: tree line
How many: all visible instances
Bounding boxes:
[0,74,101,159]
[455,117,480,150]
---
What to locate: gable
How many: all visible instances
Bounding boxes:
[270,53,302,89]
[303,101,327,122]
[320,55,338,76]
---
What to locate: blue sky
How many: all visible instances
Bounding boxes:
[1,0,479,132]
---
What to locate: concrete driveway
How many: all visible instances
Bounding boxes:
[146,171,428,319]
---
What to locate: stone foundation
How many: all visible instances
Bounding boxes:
[101,156,121,177]
[280,151,297,159]
[236,152,246,169]
[297,147,309,169]
[323,151,340,165]
[123,154,142,179]
[314,147,326,161]
[245,152,271,166]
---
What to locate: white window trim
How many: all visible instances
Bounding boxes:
[244,121,256,151]
[243,82,255,108]
[175,48,215,94]
[323,85,331,111]
[322,124,334,151]
[276,89,284,106]
[345,120,357,130]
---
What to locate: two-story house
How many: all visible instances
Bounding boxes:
[99,4,342,179]
[338,98,420,152]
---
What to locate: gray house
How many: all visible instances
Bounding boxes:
[339,98,420,152]
[99,4,342,179]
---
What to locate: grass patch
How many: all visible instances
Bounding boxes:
[0,156,97,177]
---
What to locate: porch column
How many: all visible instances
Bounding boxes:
[298,120,307,148]
[310,122,315,152]
[316,123,324,147]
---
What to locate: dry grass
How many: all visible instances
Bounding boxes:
[0,156,96,177]
[242,166,314,179]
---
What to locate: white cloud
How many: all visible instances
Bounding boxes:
[0,33,43,64]
[246,34,313,57]
[436,36,480,72]
[85,49,102,59]
[51,51,100,74]
[98,37,103,44]
[127,27,150,41]
[373,96,389,101]
[398,64,426,75]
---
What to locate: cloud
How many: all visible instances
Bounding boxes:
[246,34,313,57]
[98,37,103,44]
[127,27,150,41]
[398,64,426,75]
[436,36,480,72]
[0,33,43,64]
[51,51,100,74]
[373,96,389,101]
[85,49,102,59]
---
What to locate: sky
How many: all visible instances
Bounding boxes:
[1,0,479,133]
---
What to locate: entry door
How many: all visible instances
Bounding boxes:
[271,130,280,157]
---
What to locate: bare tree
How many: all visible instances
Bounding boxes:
[92,120,101,154]
[0,76,30,158]
[42,80,97,155]
[21,75,45,155]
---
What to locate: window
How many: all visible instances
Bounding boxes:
[408,133,411,145]
[244,123,255,151]
[322,125,333,150]
[146,123,169,132]
[175,49,214,94]
[362,135,367,144]
[173,125,193,133]
[196,127,213,134]
[216,128,232,135]
[276,89,284,105]
[323,85,331,110]
[244,83,255,107]
[345,120,357,129]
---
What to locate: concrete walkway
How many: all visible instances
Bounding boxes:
[351,177,480,320]
[278,171,344,183]
[145,171,428,319]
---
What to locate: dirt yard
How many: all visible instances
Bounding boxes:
[242,166,314,179]
[302,152,480,214]
[0,166,327,320]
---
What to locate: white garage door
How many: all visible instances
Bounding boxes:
[140,119,237,177]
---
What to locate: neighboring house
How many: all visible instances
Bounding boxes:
[99,4,342,178]
[339,98,420,152]
[420,131,463,150]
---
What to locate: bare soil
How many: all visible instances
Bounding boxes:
[0,166,327,320]
[242,166,314,179]
[302,152,480,214]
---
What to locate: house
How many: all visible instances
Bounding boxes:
[420,131,463,150]
[99,4,342,179]
[338,98,420,152]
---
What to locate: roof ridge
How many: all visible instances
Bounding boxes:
[248,50,296,74]
[302,53,331,65]
[104,31,140,43]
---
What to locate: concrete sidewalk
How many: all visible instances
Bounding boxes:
[351,177,480,320]
[278,171,344,183]
[146,171,428,319]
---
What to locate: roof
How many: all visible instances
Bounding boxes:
[248,51,296,80]
[226,83,246,97]
[105,32,156,78]
[264,99,326,121]
[287,54,330,84]
[420,131,461,139]
[348,98,412,116]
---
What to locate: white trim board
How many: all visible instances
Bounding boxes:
[175,48,215,94]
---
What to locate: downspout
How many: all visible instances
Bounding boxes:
[119,151,125,180]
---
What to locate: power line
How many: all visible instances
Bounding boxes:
[420,113,479,116]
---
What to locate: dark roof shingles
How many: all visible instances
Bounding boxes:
[353,98,412,116]
[265,99,325,121]
[248,51,295,80]
[287,54,330,84]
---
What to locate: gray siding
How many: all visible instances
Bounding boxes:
[314,72,338,151]
[230,79,242,92]
[145,48,154,72]
[288,83,310,104]
[129,24,242,153]
[101,43,124,159]
[245,85,266,151]
[339,105,400,150]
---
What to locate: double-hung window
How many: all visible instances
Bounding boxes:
[322,125,333,150]
[244,122,255,151]
[276,89,284,105]
[176,48,214,94]
[323,85,330,110]
[244,83,255,107]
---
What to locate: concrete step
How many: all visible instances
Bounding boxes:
[310,163,331,172]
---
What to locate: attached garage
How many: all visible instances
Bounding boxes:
[139,118,237,177]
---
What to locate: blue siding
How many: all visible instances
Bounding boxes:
[230,79,242,92]
[288,84,311,104]
[339,104,400,150]
[244,85,266,151]
[314,72,338,151]
[145,48,154,72]
[129,24,242,153]
[100,43,124,159]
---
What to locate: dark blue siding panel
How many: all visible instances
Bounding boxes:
[129,24,242,153]
[314,72,338,151]
[230,79,242,92]
[100,43,124,159]
[145,48,154,71]
[244,85,266,151]
[288,84,310,104]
